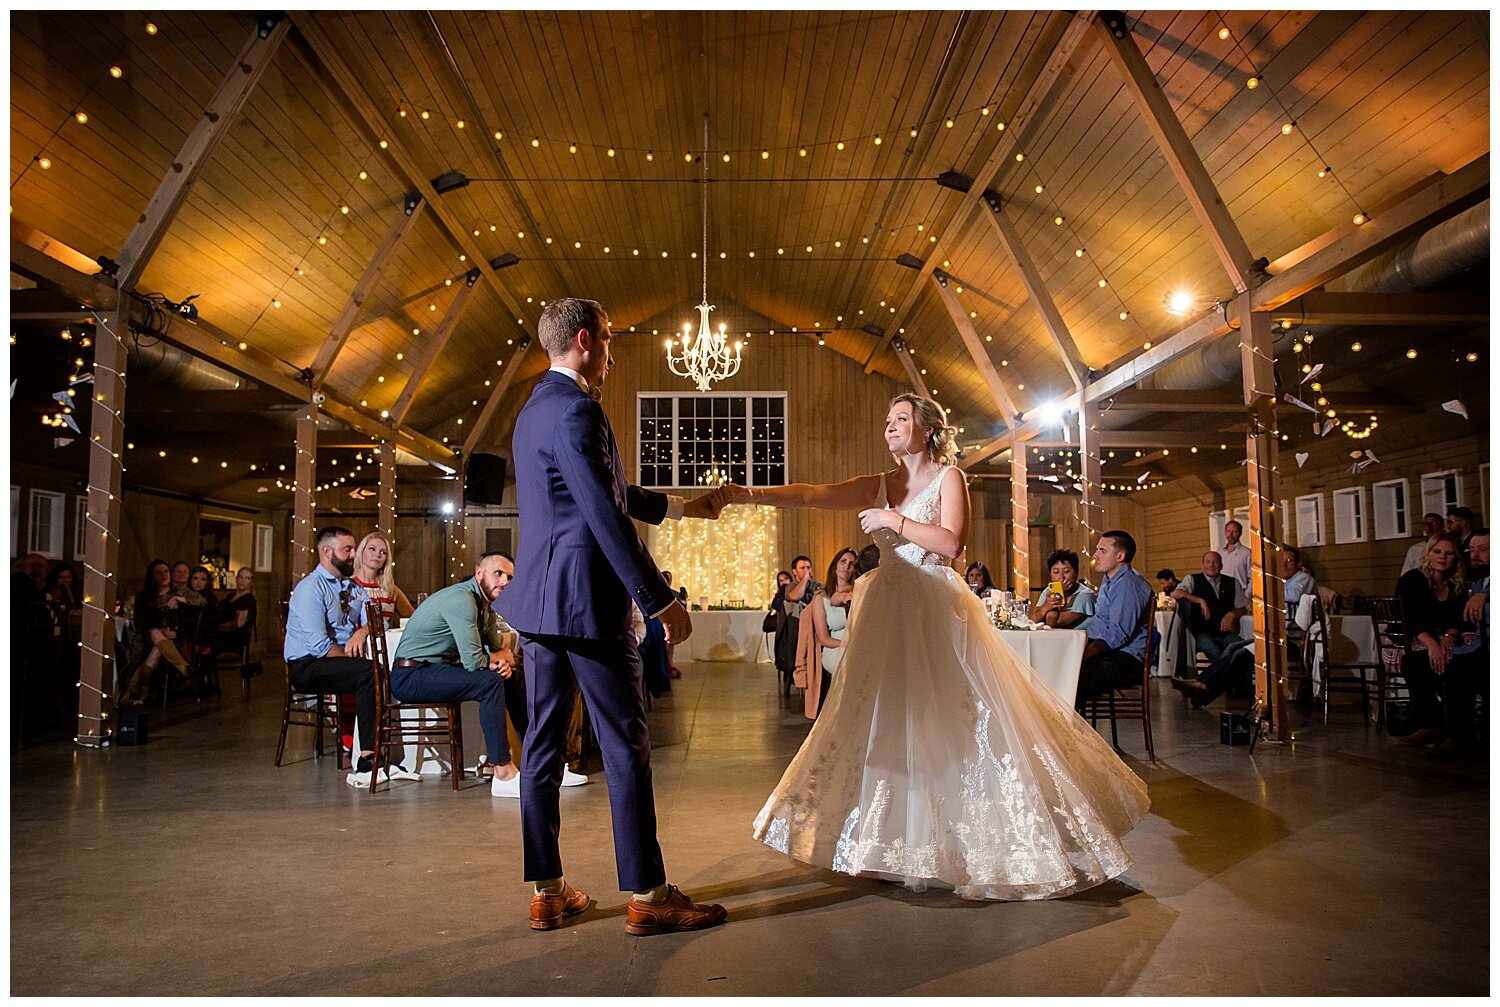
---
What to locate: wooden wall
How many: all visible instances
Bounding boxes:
[1133,433,1490,599]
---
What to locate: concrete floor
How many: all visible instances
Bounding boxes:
[10,661,1489,996]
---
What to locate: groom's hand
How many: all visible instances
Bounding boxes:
[681,490,724,520]
[659,600,693,644]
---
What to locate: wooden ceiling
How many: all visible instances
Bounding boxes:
[9,10,1491,471]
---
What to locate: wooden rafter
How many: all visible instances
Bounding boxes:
[309,194,427,388]
[1095,12,1257,292]
[930,271,1019,422]
[462,340,535,456]
[1276,291,1488,327]
[979,189,1090,387]
[894,341,931,397]
[864,10,1095,374]
[390,271,478,425]
[114,17,290,292]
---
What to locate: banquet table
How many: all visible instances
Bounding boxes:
[677,610,770,662]
[993,627,1087,704]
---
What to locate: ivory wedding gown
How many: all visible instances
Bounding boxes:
[752,467,1150,900]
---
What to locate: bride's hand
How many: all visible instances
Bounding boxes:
[722,483,750,505]
[858,508,896,534]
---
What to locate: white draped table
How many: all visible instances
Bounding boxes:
[993,628,1087,704]
[1154,611,1254,678]
[678,610,770,662]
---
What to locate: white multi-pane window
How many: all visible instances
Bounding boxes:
[1294,493,1326,548]
[28,490,65,558]
[637,392,787,490]
[1372,479,1410,540]
[1332,487,1368,544]
[1420,469,1463,518]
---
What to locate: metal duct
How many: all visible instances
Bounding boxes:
[128,336,255,392]
[1142,199,1490,391]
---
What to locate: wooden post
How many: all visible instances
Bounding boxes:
[1238,291,1289,739]
[377,439,397,541]
[1077,400,1104,551]
[1010,447,1031,598]
[76,294,128,748]
[292,404,318,581]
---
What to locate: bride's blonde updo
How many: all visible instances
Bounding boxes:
[889,393,959,466]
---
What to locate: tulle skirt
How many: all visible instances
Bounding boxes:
[752,557,1150,900]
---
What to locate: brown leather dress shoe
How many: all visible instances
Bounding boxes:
[625,885,728,936]
[530,882,590,931]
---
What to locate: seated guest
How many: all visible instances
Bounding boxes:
[1402,513,1446,575]
[856,544,881,576]
[1468,528,1489,582]
[353,531,414,627]
[283,526,377,788]
[1392,536,1479,753]
[1172,550,1250,664]
[1463,530,1489,645]
[216,566,257,656]
[119,560,193,704]
[395,551,571,796]
[45,562,81,612]
[1156,569,1180,597]
[807,548,858,716]
[1189,565,1306,710]
[964,561,995,596]
[773,555,823,689]
[1282,546,1317,621]
[1446,506,1476,553]
[762,571,794,637]
[1030,548,1096,629]
[1075,530,1153,708]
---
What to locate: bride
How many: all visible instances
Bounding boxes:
[724,393,1150,901]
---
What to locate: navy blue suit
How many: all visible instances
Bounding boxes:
[498,370,678,890]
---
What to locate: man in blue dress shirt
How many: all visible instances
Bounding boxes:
[283,525,376,787]
[1075,530,1154,708]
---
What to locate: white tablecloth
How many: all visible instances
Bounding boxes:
[994,628,1087,704]
[1300,614,1379,695]
[678,610,770,662]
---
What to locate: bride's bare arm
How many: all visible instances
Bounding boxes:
[859,467,969,560]
[732,474,881,512]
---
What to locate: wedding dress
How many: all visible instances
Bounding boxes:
[752,467,1150,900]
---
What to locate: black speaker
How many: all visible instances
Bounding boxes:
[464,453,508,506]
[116,712,149,746]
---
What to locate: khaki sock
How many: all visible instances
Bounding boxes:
[534,877,565,896]
[633,882,670,904]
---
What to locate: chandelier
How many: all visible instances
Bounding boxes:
[666,114,742,392]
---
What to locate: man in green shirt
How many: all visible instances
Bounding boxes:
[393,551,520,795]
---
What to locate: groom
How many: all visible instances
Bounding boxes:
[499,297,729,936]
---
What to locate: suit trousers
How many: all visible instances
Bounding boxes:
[1075,649,1144,709]
[287,655,375,752]
[391,662,526,765]
[519,632,665,891]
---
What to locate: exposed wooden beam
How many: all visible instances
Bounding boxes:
[865,10,1094,373]
[309,194,426,388]
[11,222,117,306]
[463,339,535,456]
[292,404,317,580]
[1018,429,1238,449]
[1096,12,1257,292]
[1084,154,1488,404]
[894,342,930,397]
[114,17,289,291]
[390,272,478,425]
[126,388,291,414]
[1077,401,1103,548]
[1276,291,1487,327]
[319,397,455,473]
[931,271,1019,422]
[979,189,1090,386]
[1105,389,1248,412]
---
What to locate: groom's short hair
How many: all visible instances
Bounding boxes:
[538,297,607,358]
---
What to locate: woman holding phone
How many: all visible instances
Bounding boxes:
[1028,548,1096,629]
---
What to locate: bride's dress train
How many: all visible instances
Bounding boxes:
[752,468,1150,900]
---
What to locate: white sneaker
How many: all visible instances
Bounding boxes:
[561,767,589,787]
[346,769,373,789]
[491,773,521,799]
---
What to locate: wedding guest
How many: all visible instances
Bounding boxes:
[1219,520,1252,597]
[352,531,414,627]
[806,549,858,716]
[1463,531,1488,645]
[169,560,192,595]
[1446,506,1476,553]
[1282,546,1317,622]
[773,555,823,689]
[762,571,793,638]
[964,561,995,596]
[1030,549,1096,629]
[1156,569,1180,596]
[1392,536,1478,753]
[1075,531,1153,708]
[283,526,377,788]
[1172,550,1250,664]
[216,566,257,656]
[119,560,192,704]
[45,562,80,611]
[1402,513,1446,575]
[1467,528,1489,581]
[856,544,881,576]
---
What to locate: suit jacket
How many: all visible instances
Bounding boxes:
[498,371,677,641]
[794,604,823,721]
